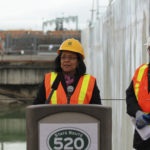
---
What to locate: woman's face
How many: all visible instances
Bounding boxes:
[60,51,78,76]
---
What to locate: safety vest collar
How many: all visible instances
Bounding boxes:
[45,73,95,104]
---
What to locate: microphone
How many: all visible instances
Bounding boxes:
[67,85,74,93]
[67,85,74,104]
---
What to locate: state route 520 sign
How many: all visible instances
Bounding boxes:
[47,127,91,150]
[39,123,99,150]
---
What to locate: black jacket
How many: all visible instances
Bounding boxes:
[33,72,101,105]
[126,64,150,149]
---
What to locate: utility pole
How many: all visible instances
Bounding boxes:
[89,0,95,26]
[96,0,99,20]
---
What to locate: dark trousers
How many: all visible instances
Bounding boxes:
[134,130,150,150]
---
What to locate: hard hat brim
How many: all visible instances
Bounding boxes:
[57,49,85,59]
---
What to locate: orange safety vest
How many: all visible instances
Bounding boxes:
[44,72,96,104]
[133,63,150,113]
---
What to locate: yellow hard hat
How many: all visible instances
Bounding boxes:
[57,38,85,59]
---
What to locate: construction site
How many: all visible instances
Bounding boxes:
[0,15,81,104]
[0,0,150,150]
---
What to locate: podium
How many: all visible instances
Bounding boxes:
[26,104,112,150]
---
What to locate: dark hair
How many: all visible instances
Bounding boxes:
[54,52,86,76]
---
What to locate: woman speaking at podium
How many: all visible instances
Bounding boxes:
[33,38,101,105]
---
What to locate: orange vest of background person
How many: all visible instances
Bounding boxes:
[44,72,96,104]
[133,63,150,113]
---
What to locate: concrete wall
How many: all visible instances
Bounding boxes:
[0,55,56,85]
[0,55,56,99]
[0,64,53,85]
[81,0,150,149]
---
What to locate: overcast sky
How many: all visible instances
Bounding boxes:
[0,0,109,31]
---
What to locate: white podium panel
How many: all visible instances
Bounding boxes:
[39,112,100,150]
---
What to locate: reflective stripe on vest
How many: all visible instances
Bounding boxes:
[133,64,150,113]
[45,72,57,104]
[134,64,148,100]
[78,75,91,104]
[45,73,95,104]
[50,72,57,104]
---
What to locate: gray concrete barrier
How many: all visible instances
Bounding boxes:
[26,104,112,150]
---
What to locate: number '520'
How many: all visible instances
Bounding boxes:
[53,137,84,150]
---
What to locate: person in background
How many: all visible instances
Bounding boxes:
[33,38,101,105]
[126,37,150,150]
